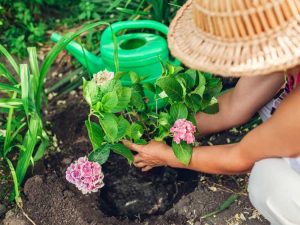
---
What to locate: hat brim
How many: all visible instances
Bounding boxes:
[168,0,300,77]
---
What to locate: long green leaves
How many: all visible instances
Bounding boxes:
[5,158,22,206]
[20,64,29,115]
[0,44,19,75]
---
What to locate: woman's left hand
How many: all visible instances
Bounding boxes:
[122,140,172,172]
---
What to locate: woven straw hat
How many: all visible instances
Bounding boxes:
[168,0,300,77]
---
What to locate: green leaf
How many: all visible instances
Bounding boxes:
[33,130,49,162]
[85,120,104,149]
[16,114,42,184]
[202,100,219,114]
[0,83,20,93]
[0,44,19,75]
[170,102,188,122]
[129,71,140,84]
[154,127,170,141]
[112,87,132,113]
[127,123,144,141]
[99,113,118,143]
[134,139,147,145]
[185,94,201,113]
[83,79,100,106]
[172,141,193,166]
[131,92,145,112]
[143,83,156,93]
[116,116,130,141]
[158,112,171,127]
[20,64,29,115]
[110,143,134,164]
[89,144,111,165]
[101,91,118,112]
[0,63,18,85]
[0,99,23,108]
[193,85,205,98]
[27,47,40,95]
[6,158,22,206]
[156,77,183,102]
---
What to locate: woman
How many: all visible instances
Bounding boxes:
[124,1,300,224]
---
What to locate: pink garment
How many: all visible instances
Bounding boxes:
[288,71,300,92]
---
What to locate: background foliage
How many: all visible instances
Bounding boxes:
[0,0,185,58]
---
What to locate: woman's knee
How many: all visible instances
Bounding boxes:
[248,159,273,208]
[248,158,300,225]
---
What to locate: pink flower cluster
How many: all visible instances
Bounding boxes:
[93,69,114,86]
[66,157,104,194]
[170,119,196,144]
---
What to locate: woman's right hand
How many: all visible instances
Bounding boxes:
[123,140,173,172]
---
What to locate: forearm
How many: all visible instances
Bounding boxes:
[195,91,238,135]
[165,143,253,175]
[195,74,285,136]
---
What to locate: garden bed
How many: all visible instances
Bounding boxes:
[2,88,268,225]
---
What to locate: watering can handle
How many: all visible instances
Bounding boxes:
[101,20,180,66]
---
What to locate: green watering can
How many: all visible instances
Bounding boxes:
[51,20,179,109]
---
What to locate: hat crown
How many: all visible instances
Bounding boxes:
[193,0,300,40]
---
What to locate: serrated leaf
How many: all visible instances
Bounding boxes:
[170,102,188,122]
[185,94,201,113]
[89,145,110,165]
[101,91,118,112]
[99,113,118,143]
[85,120,104,149]
[110,143,134,164]
[131,92,145,111]
[158,112,171,127]
[172,141,193,166]
[154,127,170,141]
[127,123,144,141]
[83,79,100,106]
[112,87,132,113]
[116,116,130,141]
[156,77,183,102]
[193,85,205,98]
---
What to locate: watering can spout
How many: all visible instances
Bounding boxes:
[50,32,105,74]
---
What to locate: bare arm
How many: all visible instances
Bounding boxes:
[196,73,284,135]
[124,86,300,174]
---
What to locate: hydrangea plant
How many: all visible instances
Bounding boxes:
[66,65,222,193]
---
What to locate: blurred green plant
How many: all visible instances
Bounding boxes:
[106,0,185,24]
[0,21,109,205]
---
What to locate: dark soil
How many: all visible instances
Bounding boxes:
[2,86,268,225]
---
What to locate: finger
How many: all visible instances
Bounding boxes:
[134,155,143,163]
[142,166,153,172]
[122,140,142,153]
[134,162,147,168]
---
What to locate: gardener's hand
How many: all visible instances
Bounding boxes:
[122,140,172,172]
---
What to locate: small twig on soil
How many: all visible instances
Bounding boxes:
[20,206,36,225]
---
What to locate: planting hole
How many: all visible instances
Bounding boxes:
[120,38,146,50]
[98,154,198,220]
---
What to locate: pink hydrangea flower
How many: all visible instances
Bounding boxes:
[170,119,196,144]
[93,69,114,86]
[66,157,104,194]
